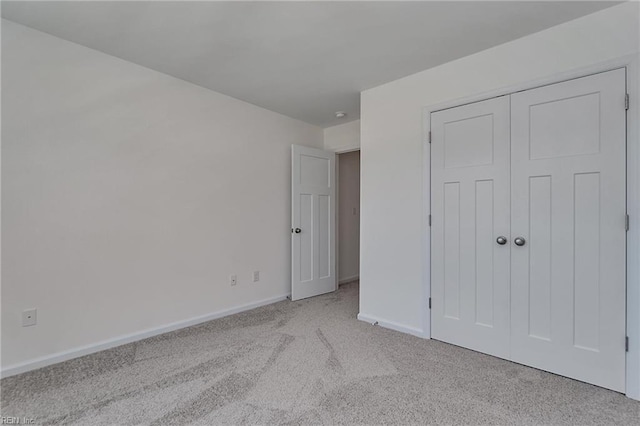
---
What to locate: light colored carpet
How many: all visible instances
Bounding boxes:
[1,281,639,425]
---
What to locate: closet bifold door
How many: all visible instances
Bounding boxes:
[510,69,627,392]
[431,96,511,359]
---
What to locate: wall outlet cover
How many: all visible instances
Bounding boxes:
[22,308,37,327]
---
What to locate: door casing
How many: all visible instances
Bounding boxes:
[422,55,640,399]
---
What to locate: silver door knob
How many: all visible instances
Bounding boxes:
[496,236,507,245]
[514,237,526,246]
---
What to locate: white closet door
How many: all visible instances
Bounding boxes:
[431,96,511,358]
[510,69,627,392]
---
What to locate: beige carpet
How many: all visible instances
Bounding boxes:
[1,281,639,425]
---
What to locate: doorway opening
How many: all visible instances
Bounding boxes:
[336,150,360,286]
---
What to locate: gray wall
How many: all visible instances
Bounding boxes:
[1,20,323,369]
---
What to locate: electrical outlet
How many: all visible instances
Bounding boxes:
[253,271,260,282]
[22,308,37,327]
[229,274,237,286]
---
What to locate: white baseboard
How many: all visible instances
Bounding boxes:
[357,313,427,339]
[339,275,359,285]
[1,293,290,379]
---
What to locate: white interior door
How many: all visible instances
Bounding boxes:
[431,96,511,358]
[510,69,627,392]
[291,145,336,301]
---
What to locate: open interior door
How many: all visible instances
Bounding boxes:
[291,145,336,300]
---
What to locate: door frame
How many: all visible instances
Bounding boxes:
[422,54,640,399]
[335,148,361,289]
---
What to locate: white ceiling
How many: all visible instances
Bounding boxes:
[2,1,619,127]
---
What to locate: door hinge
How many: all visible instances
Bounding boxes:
[428,131,432,144]
[626,336,629,352]
[625,93,630,110]
[428,297,432,309]
[428,214,432,226]
[626,214,630,232]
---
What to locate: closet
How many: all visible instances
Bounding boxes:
[430,68,627,392]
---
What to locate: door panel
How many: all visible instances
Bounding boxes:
[292,145,336,301]
[299,193,313,282]
[318,194,331,278]
[431,96,511,359]
[443,181,461,319]
[510,69,626,392]
[528,175,552,341]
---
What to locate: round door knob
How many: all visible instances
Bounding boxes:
[496,236,507,245]
[294,228,302,234]
[514,237,526,246]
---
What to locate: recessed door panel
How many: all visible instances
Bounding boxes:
[299,193,313,282]
[475,179,495,327]
[443,182,461,319]
[528,175,552,341]
[573,172,601,352]
[318,195,331,279]
[444,114,494,168]
[529,93,601,160]
[300,154,330,187]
